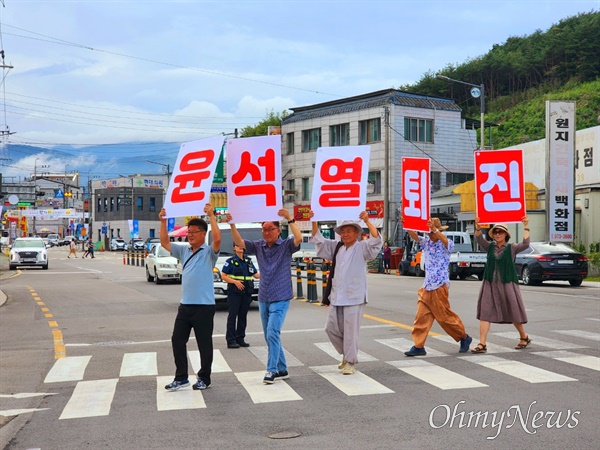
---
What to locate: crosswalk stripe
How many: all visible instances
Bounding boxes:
[59,379,118,419]
[188,350,231,374]
[44,356,92,383]
[387,359,488,390]
[314,342,377,363]
[460,355,578,383]
[310,365,394,396]
[235,371,302,404]
[156,376,206,411]
[533,351,600,371]
[1,408,50,416]
[493,332,586,349]
[387,360,488,390]
[248,346,303,368]
[375,337,448,357]
[553,330,600,342]
[120,352,158,377]
[432,335,518,354]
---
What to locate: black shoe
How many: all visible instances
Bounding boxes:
[237,340,250,347]
[227,342,240,349]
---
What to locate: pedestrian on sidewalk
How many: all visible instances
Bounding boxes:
[402,217,472,356]
[226,209,301,384]
[382,241,392,274]
[82,238,95,258]
[471,217,531,354]
[67,239,77,258]
[310,210,382,375]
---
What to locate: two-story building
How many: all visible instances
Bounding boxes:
[281,88,479,244]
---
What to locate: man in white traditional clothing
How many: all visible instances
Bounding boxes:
[309,210,382,375]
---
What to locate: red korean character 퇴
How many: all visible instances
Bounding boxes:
[318,157,363,207]
[171,150,214,203]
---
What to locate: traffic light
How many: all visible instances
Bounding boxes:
[65,191,73,197]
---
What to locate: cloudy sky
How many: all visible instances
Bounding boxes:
[0,0,597,177]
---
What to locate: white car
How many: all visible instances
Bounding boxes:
[145,244,181,284]
[9,237,49,270]
[110,238,127,251]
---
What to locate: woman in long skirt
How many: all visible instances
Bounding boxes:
[471,216,531,354]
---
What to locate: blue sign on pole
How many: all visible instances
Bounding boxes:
[55,188,64,199]
[101,226,107,235]
[167,217,175,232]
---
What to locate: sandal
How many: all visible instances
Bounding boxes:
[515,336,532,349]
[471,343,487,354]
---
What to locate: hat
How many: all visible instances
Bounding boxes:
[334,220,363,235]
[431,218,449,231]
[490,223,511,239]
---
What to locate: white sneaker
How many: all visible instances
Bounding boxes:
[338,358,347,370]
[342,363,355,375]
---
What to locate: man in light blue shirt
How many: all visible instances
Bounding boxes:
[159,204,220,391]
[310,210,382,375]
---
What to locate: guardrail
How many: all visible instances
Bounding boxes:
[123,249,147,267]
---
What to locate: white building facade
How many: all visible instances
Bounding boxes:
[281,89,479,244]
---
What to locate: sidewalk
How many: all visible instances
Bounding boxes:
[0,252,11,307]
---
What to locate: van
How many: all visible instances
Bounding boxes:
[47,234,60,247]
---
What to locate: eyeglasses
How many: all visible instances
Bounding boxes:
[492,229,506,234]
[187,230,204,236]
[262,227,278,233]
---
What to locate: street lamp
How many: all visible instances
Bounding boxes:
[437,74,485,150]
[33,158,50,235]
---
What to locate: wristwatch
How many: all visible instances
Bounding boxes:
[288,219,296,224]
[524,227,530,231]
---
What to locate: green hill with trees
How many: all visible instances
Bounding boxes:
[243,11,599,150]
[399,11,600,149]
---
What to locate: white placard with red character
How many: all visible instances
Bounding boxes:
[164,136,225,218]
[310,146,370,221]
[226,135,282,223]
[475,149,526,224]
[401,157,430,233]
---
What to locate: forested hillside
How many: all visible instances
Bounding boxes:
[399,11,600,149]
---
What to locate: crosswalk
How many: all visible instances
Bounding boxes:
[3,329,599,420]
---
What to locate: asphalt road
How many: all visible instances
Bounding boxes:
[0,247,599,449]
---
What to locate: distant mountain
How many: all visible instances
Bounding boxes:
[3,142,181,179]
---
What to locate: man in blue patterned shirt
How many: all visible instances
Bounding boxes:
[227,209,301,384]
[402,217,472,356]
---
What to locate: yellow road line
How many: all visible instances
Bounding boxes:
[52,329,66,359]
[362,313,442,336]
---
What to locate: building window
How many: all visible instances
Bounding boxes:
[137,197,143,211]
[110,197,114,212]
[359,118,381,144]
[330,123,350,146]
[302,128,321,152]
[97,198,101,213]
[287,179,295,191]
[404,117,433,143]
[367,171,381,194]
[446,172,474,186]
[286,132,294,155]
[302,177,310,201]
[117,197,121,211]
[150,197,156,212]
[431,171,441,192]
[103,198,108,212]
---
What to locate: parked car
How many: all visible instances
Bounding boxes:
[9,237,49,270]
[514,242,588,286]
[292,242,324,270]
[128,238,145,251]
[145,237,161,251]
[145,244,180,284]
[110,238,127,251]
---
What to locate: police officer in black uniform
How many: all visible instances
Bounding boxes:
[222,243,260,348]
